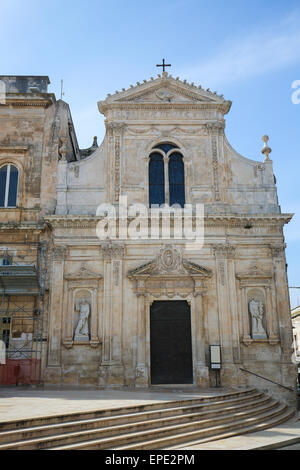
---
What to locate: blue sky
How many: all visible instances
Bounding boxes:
[1,0,299,306]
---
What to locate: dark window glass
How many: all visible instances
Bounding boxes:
[7,165,18,207]
[152,143,178,154]
[0,165,18,208]
[149,153,165,206]
[169,153,185,207]
[0,165,7,207]
[2,330,10,349]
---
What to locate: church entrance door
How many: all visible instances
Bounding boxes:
[150,300,193,384]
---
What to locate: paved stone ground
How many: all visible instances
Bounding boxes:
[181,413,300,450]
[0,385,234,423]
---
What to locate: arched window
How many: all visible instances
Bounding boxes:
[148,143,185,207]
[169,153,185,207]
[0,164,19,208]
[149,153,165,206]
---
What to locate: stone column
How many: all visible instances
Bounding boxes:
[99,243,125,386]
[45,245,67,383]
[164,155,169,205]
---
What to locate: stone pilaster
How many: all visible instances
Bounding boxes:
[270,245,293,358]
[105,122,126,203]
[45,245,67,383]
[55,158,68,215]
[194,293,209,386]
[206,122,225,202]
[99,242,125,386]
[135,292,149,388]
[212,244,238,384]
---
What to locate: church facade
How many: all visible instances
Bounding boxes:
[0,73,296,405]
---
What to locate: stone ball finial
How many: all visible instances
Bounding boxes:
[261,135,272,161]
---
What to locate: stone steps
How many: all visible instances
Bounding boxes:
[0,389,293,450]
[0,387,256,433]
[111,406,294,451]
[165,409,296,450]
[0,390,264,446]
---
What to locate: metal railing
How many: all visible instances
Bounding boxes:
[240,368,295,392]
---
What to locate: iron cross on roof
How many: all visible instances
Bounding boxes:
[156,58,171,73]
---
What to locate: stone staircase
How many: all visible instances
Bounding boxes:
[0,388,294,450]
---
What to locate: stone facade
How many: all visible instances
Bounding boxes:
[0,73,297,405]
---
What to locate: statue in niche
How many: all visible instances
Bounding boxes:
[74,299,90,341]
[249,298,267,339]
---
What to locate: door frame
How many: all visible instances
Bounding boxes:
[145,294,197,386]
[149,299,193,384]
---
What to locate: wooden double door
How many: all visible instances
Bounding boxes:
[150,300,193,384]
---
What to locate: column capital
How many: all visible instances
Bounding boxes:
[101,242,125,259]
[212,243,236,259]
[52,245,67,261]
[269,243,286,258]
[205,121,225,135]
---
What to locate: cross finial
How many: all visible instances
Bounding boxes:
[156,58,171,73]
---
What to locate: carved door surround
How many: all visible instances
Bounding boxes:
[236,264,279,346]
[128,245,212,387]
[62,264,103,349]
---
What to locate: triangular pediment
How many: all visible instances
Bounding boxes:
[236,264,273,280]
[98,73,231,113]
[64,264,102,280]
[128,246,212,279]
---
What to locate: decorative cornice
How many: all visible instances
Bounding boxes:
[100,102,231,114]
[0,222,45,232]
[44,213,293,230]
[0,146,29,154]
[0,94,55,108]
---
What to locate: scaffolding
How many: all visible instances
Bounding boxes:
[0,243,47,385]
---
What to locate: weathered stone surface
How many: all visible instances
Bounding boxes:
[0,74,296,406]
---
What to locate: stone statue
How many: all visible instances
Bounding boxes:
[74,299,90,341]
[0,340,6,364]
[249,298,267,339]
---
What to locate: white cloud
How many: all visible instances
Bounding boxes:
[181,11,300,88]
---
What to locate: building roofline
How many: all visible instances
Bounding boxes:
[0,75,50,84]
